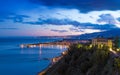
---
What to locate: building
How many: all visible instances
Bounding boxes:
[92,37,113,48]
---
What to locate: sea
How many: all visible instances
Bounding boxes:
[0,37,67,75]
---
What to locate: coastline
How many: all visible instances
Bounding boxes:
[38,50,68,75]
[38,63,51,75]
[20,39,82,75]
[20,41,70,48]
[20,38,88,48]
[20,39,84,75]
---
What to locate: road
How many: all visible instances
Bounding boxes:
[109,48,119,57]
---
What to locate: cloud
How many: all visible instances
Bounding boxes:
[23,18,80,25]
[0,28,19,30]
[0,12,30,23]
[76,23,117,30]
[117,17,120,22]
[69,27,84,32]
[51,29,68,33]
[23,18,117,30]
[15,15,29,22]
[30,0,120,12]
[97,14,116,24]
[7,14,30,23]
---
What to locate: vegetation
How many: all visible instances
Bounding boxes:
[40,44,120,75]
[114,36,120,49]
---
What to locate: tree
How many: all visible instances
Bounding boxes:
[114,36,119,49]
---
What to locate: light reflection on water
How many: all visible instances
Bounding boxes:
[0,45,67,75]
[20,45,68,55]
[0,37,68,75]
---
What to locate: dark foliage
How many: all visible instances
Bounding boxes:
[41,44,120,75]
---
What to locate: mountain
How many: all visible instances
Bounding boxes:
[37,28,120,40]
[75,28,120,39]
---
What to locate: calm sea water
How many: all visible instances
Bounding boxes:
[0,37,67,75]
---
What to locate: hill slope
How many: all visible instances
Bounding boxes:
[40,44,120,75]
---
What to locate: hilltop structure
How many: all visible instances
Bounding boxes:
[92,37,113,48]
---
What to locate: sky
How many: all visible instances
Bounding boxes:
[0,0,120,36]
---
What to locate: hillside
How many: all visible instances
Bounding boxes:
[39,44,120,75]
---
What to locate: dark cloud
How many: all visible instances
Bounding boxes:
[30,0,120,12]
[7,14,30,23]
[69,28,84,32]
[76,23,117,30]
[0,28,18,30]
[15,16,29,22]
[97,14,116,24]
[117,17,120,22]
[0,12,30,23]
[23,18,80,25]
[23,18,117,30]
[51,29,68,33]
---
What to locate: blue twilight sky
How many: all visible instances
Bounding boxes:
[0,0,120,36]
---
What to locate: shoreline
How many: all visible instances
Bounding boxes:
[20,39,81,75]
[38,56,62,75]
[19,40,71,75]
[20,38,88,48]
[37,63,51,75]
[38,50,68,75]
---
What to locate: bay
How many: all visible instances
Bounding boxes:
[0,37,67,75]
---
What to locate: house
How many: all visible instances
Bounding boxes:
[92,37,113,48]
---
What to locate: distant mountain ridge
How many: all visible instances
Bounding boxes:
[36,28,120,40]
[75,28,120,39]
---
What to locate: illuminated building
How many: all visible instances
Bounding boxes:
[92,37,113,48]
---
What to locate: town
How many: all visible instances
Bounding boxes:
[20,36,120,52]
